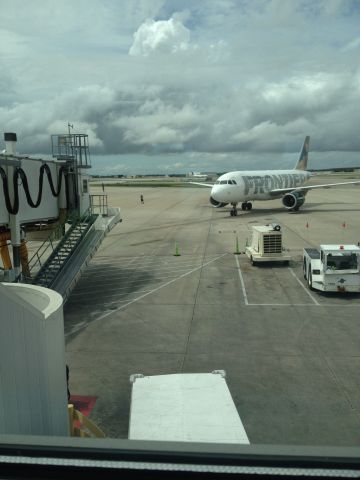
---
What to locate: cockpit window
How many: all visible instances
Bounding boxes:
[220,180,227,184]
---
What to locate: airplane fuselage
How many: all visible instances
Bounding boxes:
[211,169,312,204]
[206,136,360,214]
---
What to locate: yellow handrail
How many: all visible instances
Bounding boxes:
[68,404,106,438]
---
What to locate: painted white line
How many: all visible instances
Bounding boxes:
[235,255,248,305]
[91,254,207,262]
[90,256,206,265]
[247,303,315,306]
[65,253,227,338]
[72,274,190,294]
[73,275,181,292]
[86,262,206,273]
[81,266,201,280]
[288,267,320,305]
[90,255,204,263]
[70,289,152,298]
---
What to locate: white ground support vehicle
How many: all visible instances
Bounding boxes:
[128,371,249,444]
[245,224,291,265]
[303,244,360,292]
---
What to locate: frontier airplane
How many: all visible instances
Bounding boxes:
[193,136,360,216]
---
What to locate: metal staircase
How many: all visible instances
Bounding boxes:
[27,209,97,289]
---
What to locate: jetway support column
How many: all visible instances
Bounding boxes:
[0,283,69,436]
[4,133,21,281]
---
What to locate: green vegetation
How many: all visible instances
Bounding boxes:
[90,181,206,188]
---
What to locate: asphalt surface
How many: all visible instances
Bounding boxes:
[64,176,360,445]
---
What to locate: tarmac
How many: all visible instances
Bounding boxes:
[64,175,360,446]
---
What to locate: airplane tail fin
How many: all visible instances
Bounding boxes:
[294,136,310,170]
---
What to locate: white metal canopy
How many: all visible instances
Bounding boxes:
[129,372,249,444]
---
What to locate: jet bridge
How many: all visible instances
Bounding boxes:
[0,132,121,297]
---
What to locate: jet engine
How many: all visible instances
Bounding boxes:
[210,196,228,208]
[282,191,305,210]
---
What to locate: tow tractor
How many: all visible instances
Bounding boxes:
[303,244,360,292]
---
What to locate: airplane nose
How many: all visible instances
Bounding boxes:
[211,185,227,201]
[211,185,219,200]
[210,195,220,206]
[209,186,229,207]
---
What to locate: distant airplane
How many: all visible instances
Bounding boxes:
[186,171,208,180]
[192,136,360,216]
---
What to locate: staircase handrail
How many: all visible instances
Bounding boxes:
[33,208,96,287]
[26,208,93,277]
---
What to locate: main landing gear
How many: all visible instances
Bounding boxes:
[241,202,252,211]
[230,202,253,216]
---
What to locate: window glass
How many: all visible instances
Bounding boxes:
[2,0,360,459]
[326,253,358,270]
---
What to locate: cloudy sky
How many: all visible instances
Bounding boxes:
[1,0,360,174]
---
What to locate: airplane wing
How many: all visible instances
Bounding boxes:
[188,182,214,187]
[269,180,360,195]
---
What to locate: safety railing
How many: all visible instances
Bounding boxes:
[26,223,65,277]
[90,194,108,216]
[68,404,105,438]
[24,208,94,281]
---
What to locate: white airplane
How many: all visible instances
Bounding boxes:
[192,136,360,216]
[187,171,209,180]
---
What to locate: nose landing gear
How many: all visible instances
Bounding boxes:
[230,202,253,216]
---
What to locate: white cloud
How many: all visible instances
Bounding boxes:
[0,86,111,153]
[113,102,201,148]
[1,1,360,172]
[261,73,352,113]
[47,120,104,149]
[129,17,191,56]
[0,28,29,59]
[343,36,360,51]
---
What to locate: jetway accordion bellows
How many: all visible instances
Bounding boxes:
[0,164,70,215]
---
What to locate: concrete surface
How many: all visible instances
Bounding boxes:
[64,176,360,445]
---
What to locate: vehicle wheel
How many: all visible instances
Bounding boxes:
[303,260,307,279]
[308,271,314,290]
[230,210,234,216]
[250,255,255,266]
[234,209,238,216]
[241,203,246,211]
[246,202,253,211]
